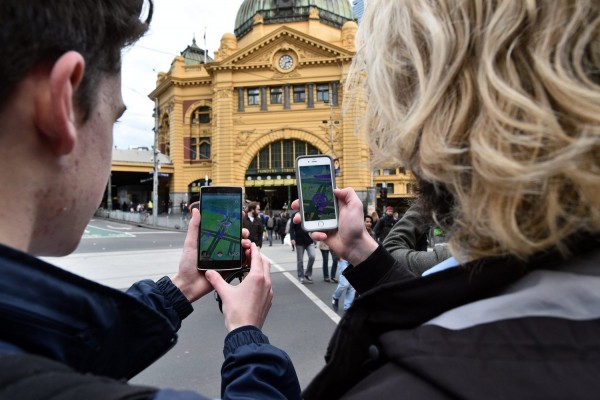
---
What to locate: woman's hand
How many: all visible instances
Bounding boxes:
[292,187,378,265]
[205,243,273,331]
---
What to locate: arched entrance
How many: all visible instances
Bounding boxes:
[244,139,321,210]
[188,177,211,204]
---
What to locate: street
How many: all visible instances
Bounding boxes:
[42,218,346,396]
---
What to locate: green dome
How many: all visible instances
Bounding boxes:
[235,0,354,39]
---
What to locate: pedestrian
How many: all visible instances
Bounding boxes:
[273,213,282,241]
[278,212,289,244]
[181,201,189,222]
[373,205,397,242]
[317,240,338,282]
[295,1,600,398]
[0,2,301,397]
[265,211,275,246]
[242,202,264,248]
[330,258,354,312]
[289,212,315,283]
[364,215,375,239]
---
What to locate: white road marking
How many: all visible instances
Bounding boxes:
[263,254,341,324]
[106,225,133,230]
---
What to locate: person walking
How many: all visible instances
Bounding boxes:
[289,212,315,283]
[242,202,264,248]
[373,205,397,243]
[279,211,289,245]
[265,212,275,246]
[331,258,354,312]
[317,241,338,283]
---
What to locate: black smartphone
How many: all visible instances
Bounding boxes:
[296,155,339,231]
[197,186,243,271]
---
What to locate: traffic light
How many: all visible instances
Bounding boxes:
[379,187,387,200]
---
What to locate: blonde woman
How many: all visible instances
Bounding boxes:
[294,0,600,398]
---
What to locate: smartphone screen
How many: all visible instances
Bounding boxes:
[197,186,243,270]
[296,155,338,231]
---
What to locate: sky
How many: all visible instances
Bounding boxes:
[115,0,245,149]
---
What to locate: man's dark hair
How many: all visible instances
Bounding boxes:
[413,177,455,231]
[0,0,153,120]
[246,202,259,212]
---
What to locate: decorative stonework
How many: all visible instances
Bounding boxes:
[341,21,358,51]
[236,130,256,147]
[253,13,264,25]
[215,88,233,99]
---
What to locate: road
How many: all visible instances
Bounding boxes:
[42,218,346,396]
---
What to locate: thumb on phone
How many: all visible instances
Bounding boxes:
[205,270,226,293]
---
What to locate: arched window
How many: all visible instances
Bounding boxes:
[189,137,211,160]
[191,106,211,124]
[246,139,320,175]
[199,141,210,160]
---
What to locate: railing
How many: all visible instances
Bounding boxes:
[94,208,190,230]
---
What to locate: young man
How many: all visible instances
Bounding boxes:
[294,0,600,398]
[242,202,264,248]
[0,2,299,399]
[289,212,316,283]
[373,205,397,242]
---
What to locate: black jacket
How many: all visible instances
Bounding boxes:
[373,215,396,242]
[289,213,313,246]
[242,215,264,247]
[303,237,600,399]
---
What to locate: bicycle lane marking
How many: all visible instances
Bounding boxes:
[262,254,341,324]
[83,225,136,239]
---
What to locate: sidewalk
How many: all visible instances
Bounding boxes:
[95,208,189,231]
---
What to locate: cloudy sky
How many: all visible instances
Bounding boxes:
[115,0,245,149]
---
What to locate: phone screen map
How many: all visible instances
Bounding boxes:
[199,193,241,262]
[299,164,336,221]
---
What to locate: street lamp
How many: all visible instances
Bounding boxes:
[152,98,159,226]
[322,100,339,156]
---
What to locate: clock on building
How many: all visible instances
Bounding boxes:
[278,54,294,70]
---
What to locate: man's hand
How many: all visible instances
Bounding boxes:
[205,243,273,331]
[171,209,252,303]
[171,208,211,302]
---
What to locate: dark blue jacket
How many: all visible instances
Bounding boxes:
[0,244,300,399]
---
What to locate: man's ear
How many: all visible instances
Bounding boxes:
[37,51,85,155]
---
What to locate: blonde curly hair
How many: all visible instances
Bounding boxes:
[348,0,600,261]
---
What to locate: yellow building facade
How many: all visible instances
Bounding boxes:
[148,0,415,212]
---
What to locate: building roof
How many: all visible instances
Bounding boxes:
[112,148,172,165]
[181,37,214,65]
[235,0,354,39]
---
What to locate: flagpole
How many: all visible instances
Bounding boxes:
[203,26,207,63]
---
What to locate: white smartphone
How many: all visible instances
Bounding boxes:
[296,155,339,231]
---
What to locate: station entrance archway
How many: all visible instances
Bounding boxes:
[244,139,318,211]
